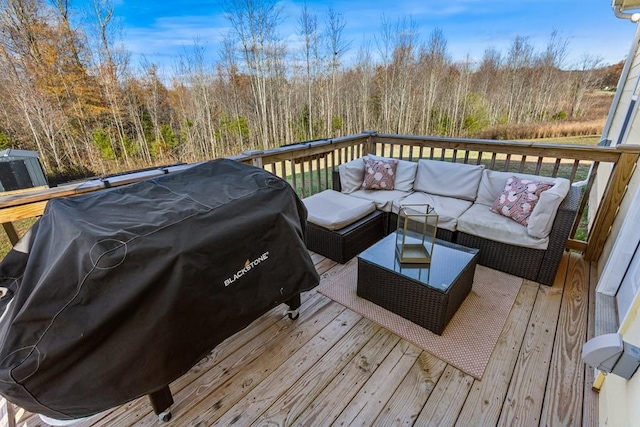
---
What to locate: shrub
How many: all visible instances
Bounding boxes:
[92,128,115,160]
[552,111,567,121]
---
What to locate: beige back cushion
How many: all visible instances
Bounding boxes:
[414,159,484,201]
[338,155,418,193]
[338,158,365,194]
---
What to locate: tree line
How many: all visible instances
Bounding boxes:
[0,0,617,178]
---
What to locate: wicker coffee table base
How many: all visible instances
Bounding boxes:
[356,250,478,335]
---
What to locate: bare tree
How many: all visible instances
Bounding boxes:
[224,0,283,149]
[298,3,319,140]
[418,28,449,134]
[570,54,603,117]
[324,6,350,136]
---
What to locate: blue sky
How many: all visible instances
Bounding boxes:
[110,0,638,72]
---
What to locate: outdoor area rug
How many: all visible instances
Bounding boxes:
[317,263,523,379]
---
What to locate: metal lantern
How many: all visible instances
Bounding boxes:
[395,204,438,264]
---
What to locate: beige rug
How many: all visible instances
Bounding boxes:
[318,263,523,379]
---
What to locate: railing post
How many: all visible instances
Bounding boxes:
[363,130,378,155]
[585,149,640,261]
[242,150,264,169]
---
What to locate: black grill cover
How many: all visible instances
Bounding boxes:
[0,159,319,419]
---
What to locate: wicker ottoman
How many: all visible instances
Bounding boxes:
[357,233,479,335]
[303,190,386,263]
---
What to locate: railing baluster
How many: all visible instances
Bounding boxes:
[489,153,496,169]
[504,154,512,172]
[463,151,470,164]
[323,155,329,191]
[535,157,543,175]
[279,161,286,181]
[519,155,527,173]
[300,159,306,198]
[316,156,322,192]
[308,157,314,196]
[552,158,561,177]
[477,152,484,165]
[290,160,297,196]
[452,149,458,163]
[569,159,580,182]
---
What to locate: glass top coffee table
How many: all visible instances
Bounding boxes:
[357,232,479,335]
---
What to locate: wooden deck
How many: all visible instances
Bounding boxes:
[10,250,598,427]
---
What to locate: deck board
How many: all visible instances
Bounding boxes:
[12,251,598,427]
[497,253,567,426]
[415,365,473,426]
[541,252,590,426]
[454,279,540,425]
[293,328,401,426]
[583,260,599,427]
[372,352,448,426]
[332,340,422,426]
[251,318,380,426]
[210,308,363,426]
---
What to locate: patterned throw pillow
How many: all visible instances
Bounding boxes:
[490,176,554,226]
[361,158,398,190]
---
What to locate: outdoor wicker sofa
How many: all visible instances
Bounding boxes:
[304,155,580,286]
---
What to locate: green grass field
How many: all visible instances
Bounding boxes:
[518,135,601,146]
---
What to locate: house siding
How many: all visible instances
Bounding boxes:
[599,25,640,274]
[599,292,640,427]
[597,22,640,427]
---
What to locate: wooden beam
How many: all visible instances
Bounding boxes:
[373,134,635,163]
[566,239,588,253]
[0,201,49,223]
[585,150,640,261]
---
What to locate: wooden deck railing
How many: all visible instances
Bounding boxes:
[231,131,640,262]
[1,131,638,263]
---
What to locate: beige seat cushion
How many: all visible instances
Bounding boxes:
[457,203,549,250]
[476,169,570,239]
[392,192,473,232]
[348,189,411,212]
[303,190,376,230]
